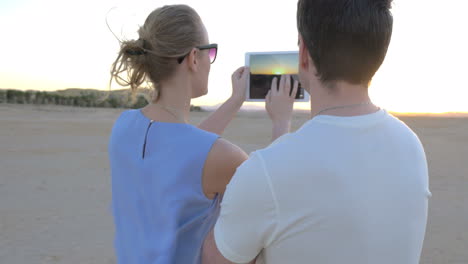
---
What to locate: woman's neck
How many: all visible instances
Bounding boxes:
[142,78,192,123]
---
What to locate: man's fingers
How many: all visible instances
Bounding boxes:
[279,75,286,94]
[271,77,278,95]
[291,80,299,99]
[284,75,292,95]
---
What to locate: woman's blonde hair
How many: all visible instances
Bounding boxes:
[110,5,204,102]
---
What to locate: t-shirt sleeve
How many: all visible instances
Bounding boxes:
[214,151,277,263]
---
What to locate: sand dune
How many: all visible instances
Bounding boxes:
[0,104,467,263]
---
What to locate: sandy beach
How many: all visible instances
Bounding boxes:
[0,103,467,264]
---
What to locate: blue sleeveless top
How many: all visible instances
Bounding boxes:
[108,109,220,264]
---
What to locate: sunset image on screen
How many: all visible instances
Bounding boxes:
[248,53,304,99]
[250,53,298,75]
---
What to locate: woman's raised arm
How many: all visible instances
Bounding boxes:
[198,67,249,135]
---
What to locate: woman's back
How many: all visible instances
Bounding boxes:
[109,109,220,264]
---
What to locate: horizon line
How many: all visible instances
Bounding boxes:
[2,87,468,116]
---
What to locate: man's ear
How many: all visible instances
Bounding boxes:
[187,48,199,72]
[299,34,309,71]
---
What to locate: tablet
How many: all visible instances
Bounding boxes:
[245,51,309,102]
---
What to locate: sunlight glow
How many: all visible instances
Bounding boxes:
[272,68,285,75]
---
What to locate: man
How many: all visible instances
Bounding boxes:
[203,0,431,263]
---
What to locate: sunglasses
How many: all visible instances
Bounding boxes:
[177,43,218,64]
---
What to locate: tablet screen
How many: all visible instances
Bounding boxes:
[249,53,305,100]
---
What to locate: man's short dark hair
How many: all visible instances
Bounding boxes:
[297,0,393,86]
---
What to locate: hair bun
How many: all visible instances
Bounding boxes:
[124,39,147,56]
[125,49,147,56]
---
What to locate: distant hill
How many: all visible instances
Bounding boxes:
[0,88,204,111]
[55,88,134,96]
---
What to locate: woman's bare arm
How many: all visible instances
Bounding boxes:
[201,138,248,199]
[198,67,249,135]
[202,229,257,264]
[198,98,243,135]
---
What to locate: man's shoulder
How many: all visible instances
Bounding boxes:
[260,119,323,155]
[384,114,424,145]
[258,133,302,162]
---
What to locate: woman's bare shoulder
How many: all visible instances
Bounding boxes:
[202,138,248,198]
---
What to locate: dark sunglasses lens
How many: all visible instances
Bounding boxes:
[208,48,217,63]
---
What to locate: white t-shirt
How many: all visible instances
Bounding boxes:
[214,109,431,264]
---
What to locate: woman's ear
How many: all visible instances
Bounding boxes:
[187,48,199,72]
[299,35,309,71]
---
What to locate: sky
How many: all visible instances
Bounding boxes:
[1,0,467,113]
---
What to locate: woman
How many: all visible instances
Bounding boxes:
[108,4,297,264]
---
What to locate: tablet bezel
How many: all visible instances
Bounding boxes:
[245,51,309,102]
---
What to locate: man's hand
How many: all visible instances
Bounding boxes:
[266,75,298,141]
